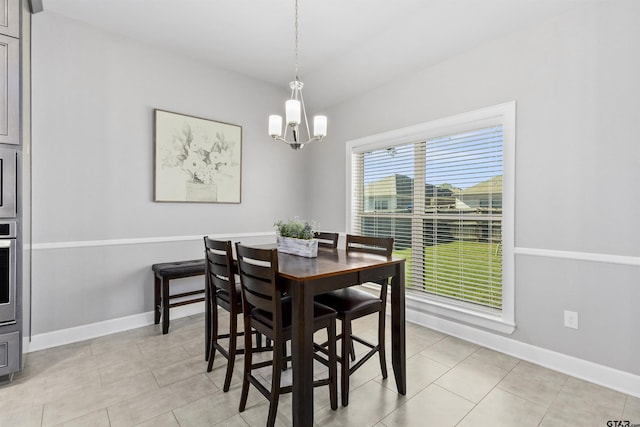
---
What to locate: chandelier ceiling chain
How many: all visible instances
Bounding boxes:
[294,0,299,81]
[268,0,327,150]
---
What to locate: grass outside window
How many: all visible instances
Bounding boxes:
[394,241,502,309]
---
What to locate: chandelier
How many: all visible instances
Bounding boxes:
[268,0,327,150]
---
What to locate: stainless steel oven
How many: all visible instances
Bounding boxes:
[0,221,16,325]
[0,148,16,219]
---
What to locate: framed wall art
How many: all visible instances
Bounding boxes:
[154,109,242,203]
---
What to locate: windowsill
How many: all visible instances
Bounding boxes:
[405,292,515,334]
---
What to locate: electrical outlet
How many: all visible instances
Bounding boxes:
[564,310,579,329]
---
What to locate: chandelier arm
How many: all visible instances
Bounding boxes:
[298,89,312,141]
[272,136,289,144]
[272,135,322,146]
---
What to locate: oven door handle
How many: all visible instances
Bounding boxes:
[0,240,12,248]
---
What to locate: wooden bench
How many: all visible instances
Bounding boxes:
[152,259,206,334]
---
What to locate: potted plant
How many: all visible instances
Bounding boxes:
[274,218,318,258]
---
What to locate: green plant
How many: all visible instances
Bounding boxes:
[274,218,316,240]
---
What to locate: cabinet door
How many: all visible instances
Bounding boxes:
[0,0,18,38]
[0,34,18,145]
[0,331,19,376]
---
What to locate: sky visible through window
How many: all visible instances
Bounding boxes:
[363,126,503,190]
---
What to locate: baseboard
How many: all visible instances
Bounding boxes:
[25,302,205,353]
[405,309,640,398]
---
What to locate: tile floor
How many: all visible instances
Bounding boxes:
[1,309,639,427]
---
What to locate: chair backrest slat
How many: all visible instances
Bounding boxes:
[239,263,276,297]
[204,237,235,295]
[235,243,282,330]
[240,275,275,312]
[210,261,230,278]
[346,235,394,258]
[314,231,339,248]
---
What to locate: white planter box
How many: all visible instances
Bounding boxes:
[277,236,318,258]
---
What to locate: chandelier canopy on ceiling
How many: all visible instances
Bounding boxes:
[268,0,327,150]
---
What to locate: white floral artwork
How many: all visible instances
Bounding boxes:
[154,110,242,203]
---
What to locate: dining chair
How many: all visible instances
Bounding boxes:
[313,231,339,248]
[235,243,338,427]
[204,237,268,392]
[315,234,394,406]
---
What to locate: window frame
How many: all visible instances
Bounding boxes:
[346,102,516,333]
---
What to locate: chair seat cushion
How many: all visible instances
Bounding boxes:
[315,288,382,315]
[251,298,336,331]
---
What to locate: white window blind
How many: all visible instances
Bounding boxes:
[352,144,415,253]
[351,126,504,313]
[422,127,503,310]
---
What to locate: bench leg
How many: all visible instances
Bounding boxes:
[154,275,161,325]
[162,277,170,334]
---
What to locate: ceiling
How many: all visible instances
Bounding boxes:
[41,0,588,109]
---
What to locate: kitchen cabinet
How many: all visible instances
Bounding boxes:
[0,331,19,376]
[0,0,19,38]
[0,33,18,145]
[0,0,19,146]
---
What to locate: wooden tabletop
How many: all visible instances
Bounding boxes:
[252,245,404,281]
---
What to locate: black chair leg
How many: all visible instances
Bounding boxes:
[267,340,283,427]
[341,317,352,407]
[378,309,388,379]
[205,285,210,361]
[257,332,263,348]
[282,342,288,371]
[327,319,338,410]
[239,320,253,412]
[223,310,238,391]
[207,299,218,372]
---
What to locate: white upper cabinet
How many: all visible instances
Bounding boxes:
[0,0,19,39]
[0,0,18,145]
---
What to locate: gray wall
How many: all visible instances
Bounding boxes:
[306,1,640,375]
[30,1,640,379]
[30,12,308,334]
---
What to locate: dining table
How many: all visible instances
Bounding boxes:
[271,245,407,426]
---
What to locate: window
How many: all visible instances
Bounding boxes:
[374,200,389,210]
[347,102,515,332]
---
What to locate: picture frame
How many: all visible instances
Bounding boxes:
[154,109,242,203]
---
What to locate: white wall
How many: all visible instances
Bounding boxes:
[307,1,640,376]
[30,12,307,335]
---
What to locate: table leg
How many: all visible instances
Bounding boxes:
[391,261,406,395]
[290,280,315,427]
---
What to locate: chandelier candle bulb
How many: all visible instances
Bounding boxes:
[286,99,301,125]
[313,115,327,137]
[269,115,283,137]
